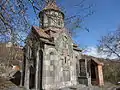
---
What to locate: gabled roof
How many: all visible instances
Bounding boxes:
[32,26,50,39]
[92,58,104,66]
[81,54,104,65]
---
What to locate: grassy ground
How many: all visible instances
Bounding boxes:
[90,82,120,90]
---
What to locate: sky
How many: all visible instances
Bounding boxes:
[56,0,120,58]
[57,0,120,48]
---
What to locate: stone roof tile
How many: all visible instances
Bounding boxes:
[32,26,50,39]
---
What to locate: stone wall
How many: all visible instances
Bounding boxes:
[42,33,78,90]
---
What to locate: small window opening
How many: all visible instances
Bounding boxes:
[65,57,67,63]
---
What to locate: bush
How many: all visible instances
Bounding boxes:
[103,61,120,84]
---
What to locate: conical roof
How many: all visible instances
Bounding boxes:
[43,0,60,11]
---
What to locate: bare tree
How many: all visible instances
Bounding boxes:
[0,0,94,45]
[0,0,94,79]
[0,0,30,44]
[98,27,120,59]
[0,43,23,77]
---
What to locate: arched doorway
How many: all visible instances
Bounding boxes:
[10,71,21,86]
[29,66,35,89]
[39,50,43,89]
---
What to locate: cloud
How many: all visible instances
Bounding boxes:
[82,46,117,59]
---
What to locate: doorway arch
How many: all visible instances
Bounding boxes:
[29,66,35,89]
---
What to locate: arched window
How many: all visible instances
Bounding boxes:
[50,52,54,61]
[43,13,48,27]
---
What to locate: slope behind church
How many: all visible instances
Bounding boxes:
[21,1,104,90]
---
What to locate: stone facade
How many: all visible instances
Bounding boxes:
[21,1,104,90]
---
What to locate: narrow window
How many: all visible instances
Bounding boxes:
[65,57,67,63]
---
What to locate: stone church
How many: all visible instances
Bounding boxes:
[21,1,104,90]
